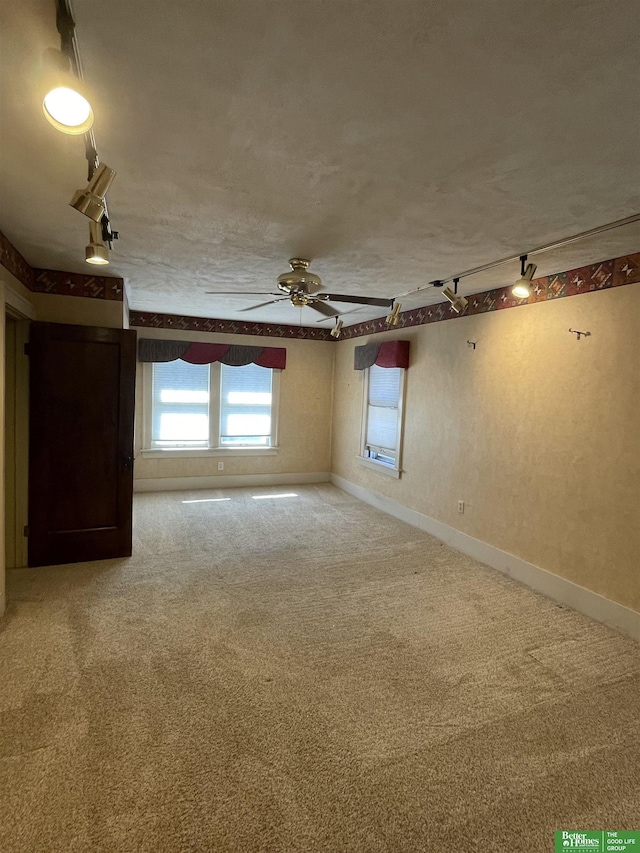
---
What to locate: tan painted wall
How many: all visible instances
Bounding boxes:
[332,284,640,612]
[0,292,6,614]
[31,293,124,328]
[134,328,334,481]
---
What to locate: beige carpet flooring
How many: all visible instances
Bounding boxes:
[1,484,639,852]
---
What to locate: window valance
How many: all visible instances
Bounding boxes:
[354,340,410,370]
[138,339,286,369]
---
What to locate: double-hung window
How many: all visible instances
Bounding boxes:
[145,360,279,452]
[360,364,405,476]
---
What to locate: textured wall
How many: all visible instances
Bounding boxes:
[31,293,124,328]
[133,328,334,480]
[332,284,640,612]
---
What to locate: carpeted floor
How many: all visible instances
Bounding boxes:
[1,484,639,852]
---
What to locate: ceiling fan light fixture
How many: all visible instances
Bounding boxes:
[512,255,537,299]
[85,221,109,265]
[70,163,116,222]
[42,49,94,135]
[386,302,401,326]
[443,286,468,313]
[277,258,322,293]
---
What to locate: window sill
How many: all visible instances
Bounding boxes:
[140,447,279,459]
[357,456,401,479]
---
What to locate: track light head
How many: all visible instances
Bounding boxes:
[443,287,468,313]
[386,302,401,325]
[512,255,537,299]
[85,221,109,265]
[330,319,343,338]
[42,49,94,135]
[70,163,116,222]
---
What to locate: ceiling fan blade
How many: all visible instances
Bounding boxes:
[309,300,340,317]
[315,304,374,323]
[238,298,289,312]
[204,291,281,296]
[321,293,394,307]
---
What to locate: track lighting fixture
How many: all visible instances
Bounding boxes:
[85,221,109,265]
[512,255,537,299]
[70,163,116,222]
[42,48,94,135]
[330,319,344,338]
[386,302,401,326]
[443,287,468,313]
[394,215,640,307]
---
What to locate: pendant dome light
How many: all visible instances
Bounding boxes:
[42,48,94,135]
[512,255,537,299]
[85,221,109,265]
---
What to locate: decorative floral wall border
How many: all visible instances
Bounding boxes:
[339,252,640,340]
[0,229,124,300]
[129,311,334,341]
[0,231,34,290]
[33,268,124,300]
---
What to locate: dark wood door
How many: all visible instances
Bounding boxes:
[28,322,137,567]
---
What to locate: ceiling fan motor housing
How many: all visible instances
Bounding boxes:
[277,258,323,295]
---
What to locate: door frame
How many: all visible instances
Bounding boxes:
[1,278,35,612]
[5,306,31,570]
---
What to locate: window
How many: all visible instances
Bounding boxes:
[219,362,273,447]
[152,360,210,448]
[144,360,279,452]
[360,364,405,475]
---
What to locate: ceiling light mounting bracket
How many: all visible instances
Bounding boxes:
[520,255,528,277]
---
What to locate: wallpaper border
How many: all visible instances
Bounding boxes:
[0,230,125,301]
[339,252,640,340]
[129,311,334,340]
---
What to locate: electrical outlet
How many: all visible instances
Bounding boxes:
[217,461,224,471]
[457,500,464,514]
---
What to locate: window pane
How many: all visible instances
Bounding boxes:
[367,405,398,451]
[366,365,401,456]
[152,361,210,445]
[158,413,209,442]
[368,365,401,407]
[220,363,273,444]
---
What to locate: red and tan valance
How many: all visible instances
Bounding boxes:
[138,339,286,369]
[354,340,410,370]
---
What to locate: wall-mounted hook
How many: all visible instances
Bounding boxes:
[467,340,477,349]
[569,328,591,341]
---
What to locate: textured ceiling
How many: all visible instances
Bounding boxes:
[1,0,638,326]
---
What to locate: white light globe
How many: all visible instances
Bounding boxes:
[43,86,94,134]
[512,282,531,299]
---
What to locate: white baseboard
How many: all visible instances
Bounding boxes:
[331,473,640,643]
[134,471,330,493]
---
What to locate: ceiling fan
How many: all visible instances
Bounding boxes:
[205,258,394,318]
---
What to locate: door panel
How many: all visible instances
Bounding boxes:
[28,322,136,567]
